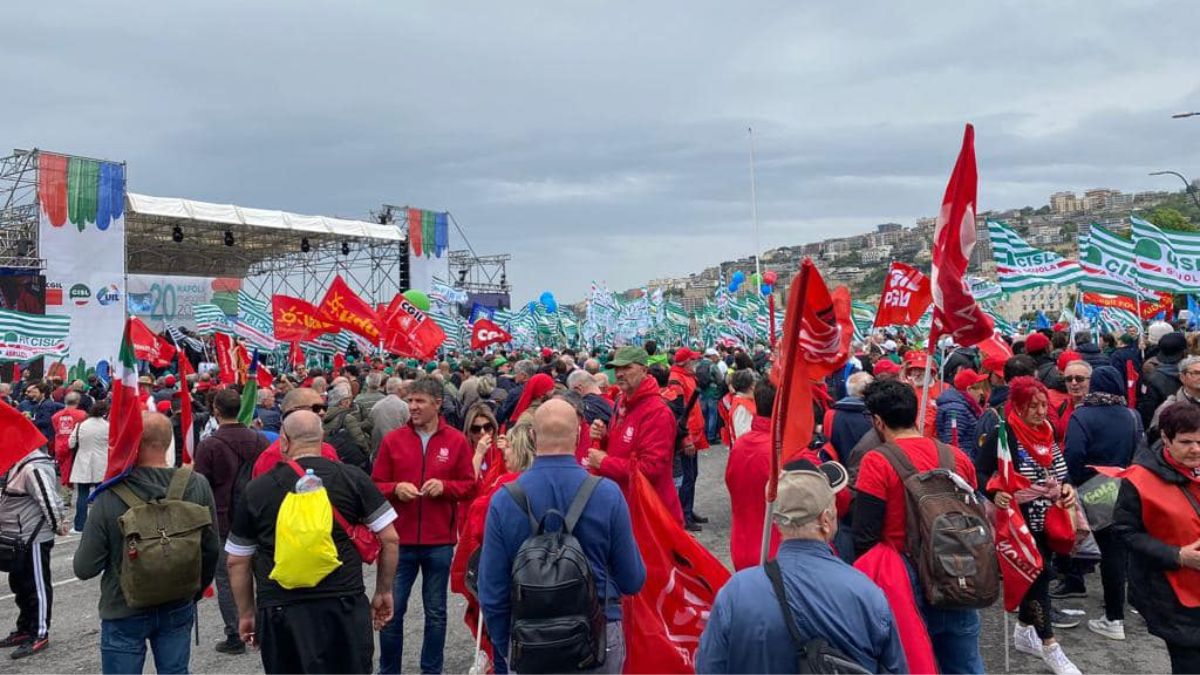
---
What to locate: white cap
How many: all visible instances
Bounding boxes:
[883,340,898,351]
[1148,321,1173,345]
[703,347,719,357]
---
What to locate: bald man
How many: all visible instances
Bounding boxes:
[226,410,399,674]
[478,399,645,674]
[251,388,341,477]
[74,413,220,673]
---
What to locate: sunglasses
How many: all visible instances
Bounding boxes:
[470,423,495,433]
[283,403,328,419]
[1063,375,1088,384]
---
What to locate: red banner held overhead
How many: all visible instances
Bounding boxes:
[874,261,933,327]
[930,124,993,347]
[470,318,513,350]
[317,276,383,342]
[128,317,176,368]
[1082,291,1173,320]
[273,294,337,341]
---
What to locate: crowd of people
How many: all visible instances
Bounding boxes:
[0,322,1198,674]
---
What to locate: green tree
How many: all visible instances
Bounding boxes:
[1147,206,1197,232]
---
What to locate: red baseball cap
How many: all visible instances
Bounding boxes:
[873,359,901,376]
[982,354,1007,374]
[155,400,173,414]
[673,347,702,364]
[953,368,989,391]
[902,350,929,370]
[164,374,176,386]
[540,347,554,359]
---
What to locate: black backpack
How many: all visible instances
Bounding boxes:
[326,422,369,472]
[504,476,605,674]
[764,560,870,674]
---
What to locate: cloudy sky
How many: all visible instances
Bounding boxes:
[4,1,1198,301]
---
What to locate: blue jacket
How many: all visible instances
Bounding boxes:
[1064,366,1143,485]
[478,455,645,663]
[828,397,871,459]
[935,387,981,451]
[19,398,63,445]
[696,539,906,674]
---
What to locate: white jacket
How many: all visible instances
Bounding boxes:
[69,416,109,485]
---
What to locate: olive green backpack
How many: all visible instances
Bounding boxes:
[111,468,212,609]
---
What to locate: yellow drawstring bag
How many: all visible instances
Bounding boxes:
[269,487,341,589]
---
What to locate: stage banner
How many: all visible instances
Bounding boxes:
[406,207,450,295]
[126,274,242,331]
[38,151,126,374]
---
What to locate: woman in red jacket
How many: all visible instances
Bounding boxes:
[449,415,536,673]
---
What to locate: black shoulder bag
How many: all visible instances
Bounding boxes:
[763,560,871,674]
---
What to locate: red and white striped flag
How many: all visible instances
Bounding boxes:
[930,124,993,347]
[987,418,1041,611]
[97,320,145,492]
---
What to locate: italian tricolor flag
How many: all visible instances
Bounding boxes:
[100,319,144,489]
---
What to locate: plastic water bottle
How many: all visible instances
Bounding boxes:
[295,468,323,493]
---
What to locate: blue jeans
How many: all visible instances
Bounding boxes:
[75,483,95,531]
[906,561,984,674]
[701,397,720,442]
[101,601,195,674]
[379,544,453,674]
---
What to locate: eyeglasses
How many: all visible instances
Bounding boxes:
[1183,370,1200,377]
[470,423,495,433]
[1063,375,1088,383]
[282,403,327,419]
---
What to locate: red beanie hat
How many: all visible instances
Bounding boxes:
[1056,350,1082,372]
[1025,332,1051,354]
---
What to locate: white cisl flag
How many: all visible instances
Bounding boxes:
[930,124,994,347]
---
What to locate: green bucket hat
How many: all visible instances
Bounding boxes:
[492,356,509,368]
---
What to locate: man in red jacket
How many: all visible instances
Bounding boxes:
[373,377,477,675]
[669,347,710,531]
[588,346,684,524]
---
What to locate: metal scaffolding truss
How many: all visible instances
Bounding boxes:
[0,150,43,271]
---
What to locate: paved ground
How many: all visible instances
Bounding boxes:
[2,444,1173,673]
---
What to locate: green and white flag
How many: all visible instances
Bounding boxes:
[0,308,70,360]
[1079,224,1157,299]
[193,303,233,335]
[1131,215,1200,292]
[987,219,1084,292]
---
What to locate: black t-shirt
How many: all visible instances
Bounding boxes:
[227,456,393,608]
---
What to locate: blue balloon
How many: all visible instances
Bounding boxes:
[731,271,746,284]
[728,281,739,293]
[761,284,772,296]
[540,291,558,313]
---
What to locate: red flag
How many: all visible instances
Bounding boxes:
[470,318,513,350]
[332,353,346,376]
[214,333,236,385]
[623,471,730,673]
[874,261,932,327]
[769,259,852,500]
[1126,359,1138,409]
[234,342,251,385]
[272,294,337,341]
[289,340,305,369]
[930,124,994,347]
[177,353,195,465]
[10,362,20,383]
[102,321,145,485]
[256,362,274,389]
[380,293,445,359]
[128,317,177,368]
[0,394,50,475]
[318,276,383,342]
[986,417,1042,611]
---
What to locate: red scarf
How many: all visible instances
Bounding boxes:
[1004,400,1056,468]
[1164,447,1200,485]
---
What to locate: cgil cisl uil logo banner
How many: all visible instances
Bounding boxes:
[37,151,126,377]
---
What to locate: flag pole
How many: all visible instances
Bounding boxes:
[748,127,763,283]
[916,352,934,432]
